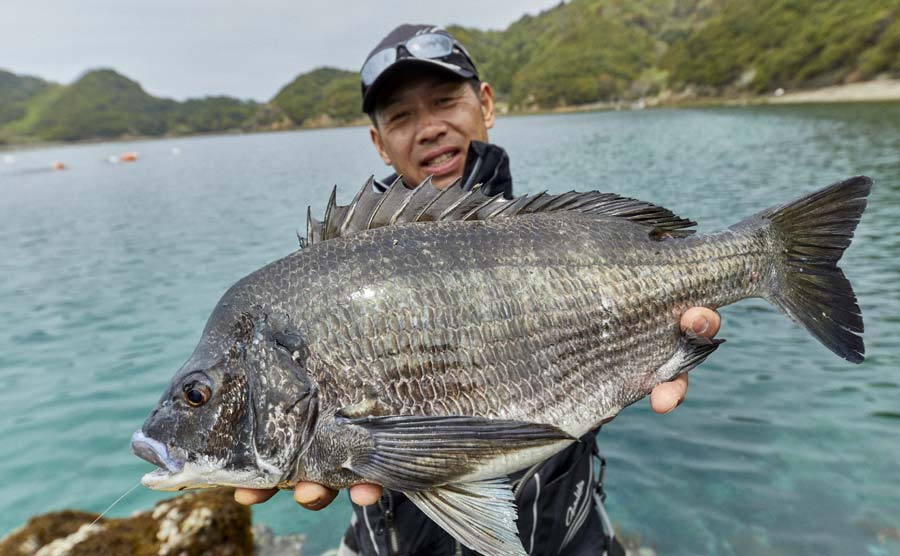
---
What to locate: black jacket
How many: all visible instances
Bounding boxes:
[342,142,624,556]
[374,140,513,199]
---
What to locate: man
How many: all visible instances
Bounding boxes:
[236,24,721,555]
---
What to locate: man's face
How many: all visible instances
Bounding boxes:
[369,70,495,189]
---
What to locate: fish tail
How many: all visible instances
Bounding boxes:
[754,175,872,363]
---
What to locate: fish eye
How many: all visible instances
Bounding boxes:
[183,383,211,407]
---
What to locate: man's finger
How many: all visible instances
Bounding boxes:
[650,374,688,414]
[680,307,721,338]
[349,483,383,506]
[649,307,720,414]
[294,482,338,511]
[234,488,277,505]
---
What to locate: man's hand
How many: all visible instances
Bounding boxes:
[649,307,721,414]
[234,482,382,509]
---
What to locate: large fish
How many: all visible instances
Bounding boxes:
[132,175,871,555]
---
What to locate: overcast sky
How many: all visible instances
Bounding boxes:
[1,0,562,101]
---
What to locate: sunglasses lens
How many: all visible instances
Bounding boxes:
[406,34,454,59]
[362,34,460,88]
[361,47,397,86]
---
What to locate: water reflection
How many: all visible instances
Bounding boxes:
[1,104,899,555]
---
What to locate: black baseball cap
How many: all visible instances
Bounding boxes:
[360,24,479,113]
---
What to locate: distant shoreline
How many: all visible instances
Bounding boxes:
[3,79,898,154]
[536,78,900,113]
[762,79,900,104]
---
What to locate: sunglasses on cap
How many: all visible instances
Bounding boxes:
[360,32,475,87]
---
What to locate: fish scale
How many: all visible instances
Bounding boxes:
[259,214,763,435]
[135,176,870,556]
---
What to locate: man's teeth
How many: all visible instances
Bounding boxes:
[426,152,454,166]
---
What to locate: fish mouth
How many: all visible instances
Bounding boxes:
[140,467,205,491]
[131,430,186,474]
[139,459,284,492]
[132,430,283,492]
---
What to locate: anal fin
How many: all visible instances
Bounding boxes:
[655,331,725,384]
[406,479,527,556]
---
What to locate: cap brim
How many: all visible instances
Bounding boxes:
[362,58,477,113]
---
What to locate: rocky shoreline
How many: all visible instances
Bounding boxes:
[0,489,659,556]
[0,489,305,556]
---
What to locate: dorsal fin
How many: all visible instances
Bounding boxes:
[301,177,696,246]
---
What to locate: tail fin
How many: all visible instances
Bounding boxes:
[757,176,872,363]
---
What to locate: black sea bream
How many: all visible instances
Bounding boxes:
[132,175,871,555]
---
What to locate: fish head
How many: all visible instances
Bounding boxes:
[133,296,318,491]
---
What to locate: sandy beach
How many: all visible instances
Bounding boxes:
[765,78,900,104]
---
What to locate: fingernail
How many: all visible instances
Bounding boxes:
[304,497,323,508]
[692,317,709,334]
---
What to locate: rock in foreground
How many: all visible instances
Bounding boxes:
[0,488,253,556]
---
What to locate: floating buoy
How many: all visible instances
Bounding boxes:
[51,161,66,170]
[120,151,138,162]
[107,155,119,164]
[171,147,181,155]
[2,155,14,164]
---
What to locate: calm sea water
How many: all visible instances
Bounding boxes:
[1,105,898,556]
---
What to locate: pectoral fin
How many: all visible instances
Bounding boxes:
[337,414,573,491]
[655,331,725,384]
[407,479,527,556]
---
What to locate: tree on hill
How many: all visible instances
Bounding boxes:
[28,69,175,141]
[506,1,658,107]
[0,70,54,126]
[167,97,259,134]
[450,0,724,107]
[271,67,360,126]
[664,0,900,93]
[3,69,261,142]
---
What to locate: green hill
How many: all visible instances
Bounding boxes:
[450,0,725,107]
[459,2,664,107]
[268,0,897,120]
[453,0,897,106]
[455,0,898,105]
[26,69,175,141]
[0,70,55,127]
[167,96,259,134]
[0,69,261,144]
[271,67,360,126]
[1,0,897,145]
[663,0,900,93]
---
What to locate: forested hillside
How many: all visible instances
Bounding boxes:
[0,71,56,128]
[264,0,900,115]
[2,0,897,145]
[271,67,360,126]
[0,70,258,145]
[451,0,726,106]
[663,0,900,93]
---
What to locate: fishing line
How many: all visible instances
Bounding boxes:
[88,481,141,528]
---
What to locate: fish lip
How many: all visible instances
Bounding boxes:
[140,468,181,491]
[139,462,284,492]
[131,430,185,473]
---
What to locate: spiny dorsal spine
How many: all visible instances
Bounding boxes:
[300,176,697,247]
